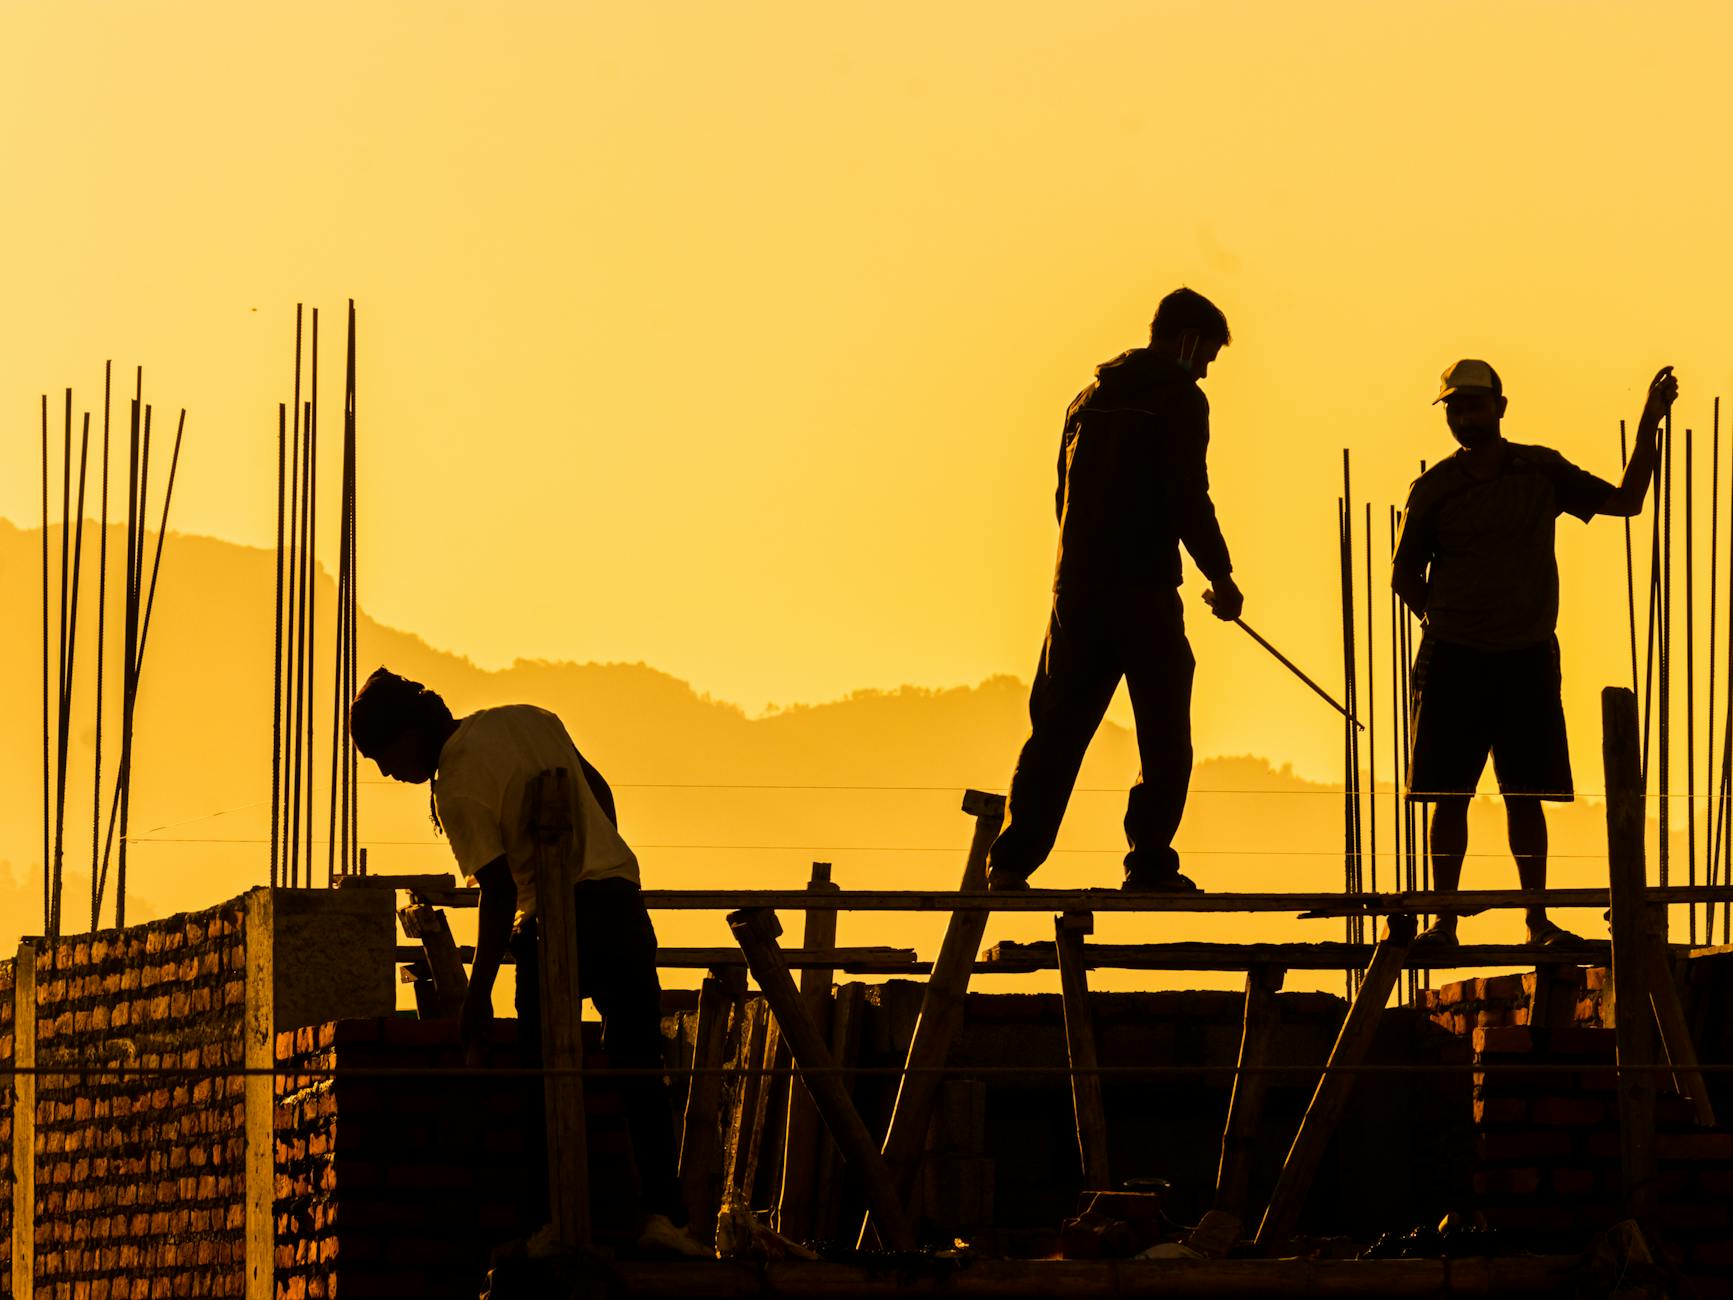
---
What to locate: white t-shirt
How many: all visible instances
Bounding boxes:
[432,705,640,923]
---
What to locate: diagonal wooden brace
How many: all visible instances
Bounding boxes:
[728,906,917,1251]
[859,788,1005,1247]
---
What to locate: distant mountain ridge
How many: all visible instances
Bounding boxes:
[0,521,1633,981]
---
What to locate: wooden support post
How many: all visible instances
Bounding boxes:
[242,892,274,1300]
[527,768,591,1250]
[778,862,838,1239]
[11,942,37,1300]
[729,907,917,1251]
[1215,963,1286,1218]
[1055,911,1111,1191]
[397,901,468,1018]
[812,981,866,1242]
[861,788,1004,1247]
[741,1016,784,1204]
[679,968,742,1243]
[1605,686,1659,1224]
[1255,913,1414,1250]
[1646,936,1718,1127]
[720,997,768,1206]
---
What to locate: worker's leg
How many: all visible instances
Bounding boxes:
[1118,591,1195,886]
[987,599,1121,884]
[1488,637,1576,944]
[1407,636,1492,944]
[1506,796,1550,931]
[576,877,682,1223]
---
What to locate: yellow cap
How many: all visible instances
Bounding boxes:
[1434,359,1503,404]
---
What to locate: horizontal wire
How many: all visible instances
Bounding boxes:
[115,835,1625,859]
[5,1061,1719,1081]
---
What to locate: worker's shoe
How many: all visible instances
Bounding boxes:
[1526,918,1586,949]
[1408,920,1460,951]
[986,867,1031,892]
[1122,871,1201,893]
[636,1213,710,1259]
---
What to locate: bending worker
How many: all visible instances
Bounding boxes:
[349,668,704,1256]
[1393,360,1678,948]
[987,287,1243,894]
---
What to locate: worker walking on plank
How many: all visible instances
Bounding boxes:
[349,668,706,1256]
[1393,360,1678,948]
[987,287,1243,894]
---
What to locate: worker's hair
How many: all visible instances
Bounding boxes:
[349,667,453,758]
[1150,287,1231,346]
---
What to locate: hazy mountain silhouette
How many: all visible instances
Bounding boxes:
[0,521,1643,990]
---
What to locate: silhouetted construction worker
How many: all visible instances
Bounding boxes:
[1393,361,1678,948]
[986,288,1243,893]
[349,669,705,1256]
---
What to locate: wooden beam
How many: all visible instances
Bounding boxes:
[721,997,769,1209]
[527,768,591,1250]
[242,891,273,1300]
[397,902,468,1017]
[861,789,1004,1248]
[812,981,866,1242]
[1215,963,1285,1217]
[1055,911,1111,1191]
[418,883,1733,912]
[1254,913,1415,1250]
[392,942,918,971]
[1645,935,1717,1126]
[729,907,917,1251]
[778,863,839,1240]
[981,940,1617,972]
[680,969,742,1244]
[1603,686,1658,1225]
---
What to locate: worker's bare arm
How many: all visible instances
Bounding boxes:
[1598,366,1678,517]
[459,856,516,1065]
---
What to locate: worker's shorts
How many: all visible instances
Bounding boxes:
[1407,634,1573,802]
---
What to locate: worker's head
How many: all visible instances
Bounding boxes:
[1149,288,1230,378]
[1434,359,1507,450]
[349,668,454,784]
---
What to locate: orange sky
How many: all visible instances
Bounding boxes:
[4,1,1733,787]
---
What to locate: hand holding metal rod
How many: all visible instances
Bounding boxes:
[1204,591,1364,731]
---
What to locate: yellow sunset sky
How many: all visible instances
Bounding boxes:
[4,0,1732,792]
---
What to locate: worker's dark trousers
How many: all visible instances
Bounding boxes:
[988,588,1194,885]
[510,877,681,1224]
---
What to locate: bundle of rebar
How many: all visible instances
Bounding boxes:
[38,363,185,937]
[270,302,362,888]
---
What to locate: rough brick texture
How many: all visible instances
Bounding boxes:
[2,955,15,1300]
[5,901,248,1300]
[274,1016,639,1300]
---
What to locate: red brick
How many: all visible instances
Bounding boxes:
[1474,1166,1541,1196]
[1477,1130,1574,1162]
[1548,1167,1597,1197]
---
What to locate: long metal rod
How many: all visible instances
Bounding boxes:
[271,403,287,889]
[92,363,110,932]
[1687,427,1697,941]
[1708,418,1721,943]
[305,309,320,885]
[1624,422,1639,697]
[40,396,51,929]
[1365,501,1376,901]
[1227,617,1362,730]
[51,416,91,936]
[1662,413,1673,893]
[288,307,305,887]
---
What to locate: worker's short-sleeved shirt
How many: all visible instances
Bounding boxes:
[1393,442,1614,651]
[432,705,639,924]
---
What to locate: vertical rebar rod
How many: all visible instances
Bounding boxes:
[288,306,305,887]
[1687,427,1696,942]
[1391,507,1410,1003]
[1643,444,1663,787]
[1623,423,1639,697]
[114,386,142,930]
[40,395,51,928]
[1365,500,1376,900]
[92,363,110,932]
[272,403,287,888]
[1661,414,1672,893]
[51,391,72,937]
[305,309,320,882]
[52,416,91,937]
[347,300,360,874]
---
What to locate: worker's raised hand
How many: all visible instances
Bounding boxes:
[1203,575,1243,622]
[1643,366,1679,423]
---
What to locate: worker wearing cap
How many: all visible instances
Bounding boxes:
[1393,361,1678,947]
[986,287,1244,894]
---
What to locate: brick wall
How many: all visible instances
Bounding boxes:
[26,902,249,1299]
[273,1017,639,1300]
[2,955,14,1300]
